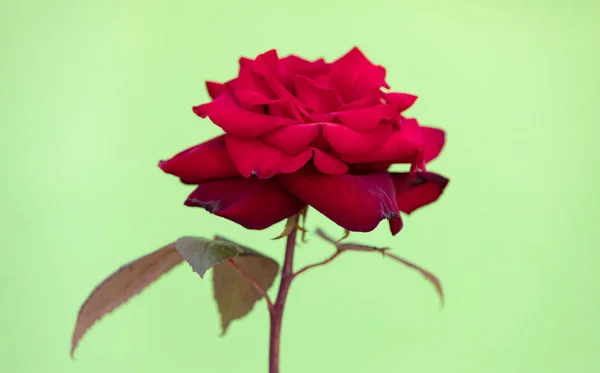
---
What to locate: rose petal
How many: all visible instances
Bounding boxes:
[385,93,418,112]
[233,90,274,108]
[306,113,336,122]
[261,124,320,154]
[349,161,392,174]
[252,49,282,80]
[262,74,308,117]
[185,177,306,230]
[158,136,239,184]
[422,127,446,163]
[280,55,330,76]
[228,61,274,99]
[329,47,389,102]
[228,90,298,120]
[388,217,404,236]
[193,94,298,137]
[279,168,400,232]
[312,149,349,174]
[391,172,449,214]
[225,135,312,178]
[238,57,253,72]
[293,75,343,113]
[321,122,392,155]
[206,81,228,99]
[340,117,423,164]
[335,104,398,131]
[341,94,382,110]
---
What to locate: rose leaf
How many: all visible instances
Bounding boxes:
[71,242,183,358]
[175,236,242,279]
[213,236,279,335]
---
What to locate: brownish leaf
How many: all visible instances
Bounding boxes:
[213,236,279,335]
[71,243,183,357]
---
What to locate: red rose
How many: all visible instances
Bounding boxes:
[159,48,449,235]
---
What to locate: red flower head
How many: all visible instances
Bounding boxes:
[159,48,449,235]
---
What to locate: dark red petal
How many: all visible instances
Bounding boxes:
[261,124,320,154]
[185,177,306,230]
[385,93,418,112]
[321,122,392,155]
[279,168,400,232]
[341,118,423,164]
[206,81,228,99]
[193,94,297,137]
[422,127,446,163]
[349,161,392,174]
[225,135,312,178]
[391,172,449,214]
[293,75,343,113]
[158,136,239,184]
[312,149,349,174]
[388,217,404,236]
[334,104,398,131]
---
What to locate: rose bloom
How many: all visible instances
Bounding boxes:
[159,48,449,235]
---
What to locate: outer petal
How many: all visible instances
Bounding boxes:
[312,149,349,175]
[278,168,400,233]
[334,104,398,131]
[206,81,228,99]
[193,94,298,137]
[341,118,423,164]
[158,136,239,184]
[321,122,392,155]
[349,161,392,173]
[261,124,320,154]
[390,172,449,214]
[185,177,306,230]
[385,93,418,112]
[225,135,312,178]
[422,126,446,163]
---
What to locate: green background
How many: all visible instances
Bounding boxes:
[2,0,600,372]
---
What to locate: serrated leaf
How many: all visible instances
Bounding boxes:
[212,236,279,335]
[175,236,242,278]
[71,243,182,358]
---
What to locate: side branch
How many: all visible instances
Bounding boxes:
[293,250,344,279]
[227,258,274,311]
